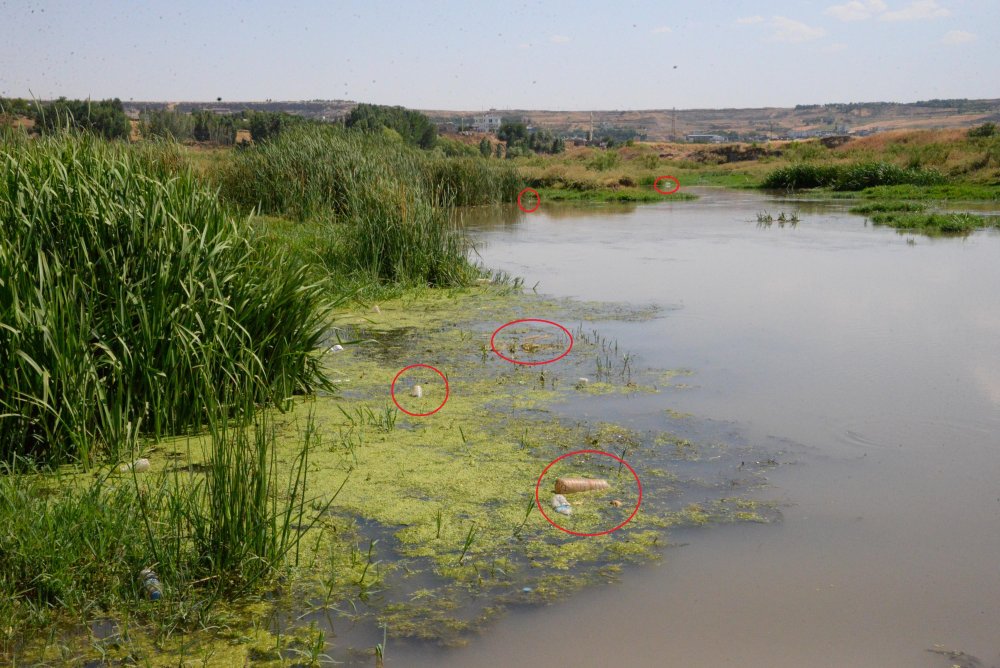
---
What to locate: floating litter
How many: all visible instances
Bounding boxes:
[522,586,533,593]
[372,305,381,314]
[609,499,623,507]
[120,458,151,473]
[411,384,423,398]
[330,344,344,353]
[139,567,162,601]
[555,477,610,494]
[551,494,572,515]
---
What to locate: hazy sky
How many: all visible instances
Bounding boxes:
[1,0,997,110]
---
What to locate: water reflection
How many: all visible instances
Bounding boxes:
[452,201,642,231]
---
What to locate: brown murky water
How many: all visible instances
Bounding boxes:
[395,190,1000,667]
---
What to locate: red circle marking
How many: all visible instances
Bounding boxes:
[534,449,642,537]
[390,364,449,416]
[653,175,681,195]
[490,319,573,366]
[517,188,541,213]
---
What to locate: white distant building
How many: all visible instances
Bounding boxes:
[472,112,502,133]
[686,133,727,143]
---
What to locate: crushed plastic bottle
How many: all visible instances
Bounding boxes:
[139,567,162,601]
[119,458,151,473]
[551,494,572,515]
[411,384,423,398]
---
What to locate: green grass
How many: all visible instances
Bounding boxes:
[859,183,1000,201]
[848,201,927,215]
[868,211,996,234]
[761,161,946,191]
[0,131,332,465]
[0,402,334,651]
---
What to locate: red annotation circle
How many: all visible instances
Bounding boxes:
[490,319,573,366]
[535,449,642,537]
[517,188,541,213]
[653,175,681,195]
[390,364,449,416]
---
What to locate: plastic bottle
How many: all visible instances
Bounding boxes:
[119,458,151,473]
[551,494,572,515]
[139,567,162,601]
[411,384,423,398]
[555,477,610,494]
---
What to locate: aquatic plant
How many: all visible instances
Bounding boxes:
[868,211,992,234]
[0,131,331,464]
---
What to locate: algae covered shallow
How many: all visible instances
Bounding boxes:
[11,285,780,666]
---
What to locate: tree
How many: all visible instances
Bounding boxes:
[494,142,504,159]
[34,98,129,140]
[345,103,438,149]
[479,137,492,157]
[192,111,210,142]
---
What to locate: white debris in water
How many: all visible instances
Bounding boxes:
[577,378,589,385]
[120,458,151,473]
[411,384,423,398]
[551,494,572,515]
[372,305,381,314]
[329,344,344,353]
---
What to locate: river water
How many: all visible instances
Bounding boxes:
[398,189,1000,667]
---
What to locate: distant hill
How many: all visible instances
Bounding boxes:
[125,98,1000,142]
[424,98,1000,142]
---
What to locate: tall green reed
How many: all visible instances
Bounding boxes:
[215,125,522,287]
[0,130,331,464]
[0,406,341,649]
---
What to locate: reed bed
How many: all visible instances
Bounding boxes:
[761,161,946,191]
[0,131,331,464]
[216,125,521,286]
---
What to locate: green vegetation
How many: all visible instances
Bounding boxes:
[33,97,129,139]
[346,102,438,149]
[761,161,945,191]
[867,211,996,234]
[497,119,565,156]
[142,108,306,144]
[0,132,330,464]
[0,399,330,659]
[215,124,520,285]
[858,183,1000,201]
[848,201,926,215]
[968,122,997,138]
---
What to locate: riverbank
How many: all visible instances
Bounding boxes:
[512,126,1000,205]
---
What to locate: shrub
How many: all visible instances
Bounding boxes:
[968,122,997,138]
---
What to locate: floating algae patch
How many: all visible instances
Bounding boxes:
[259,285,784,659]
